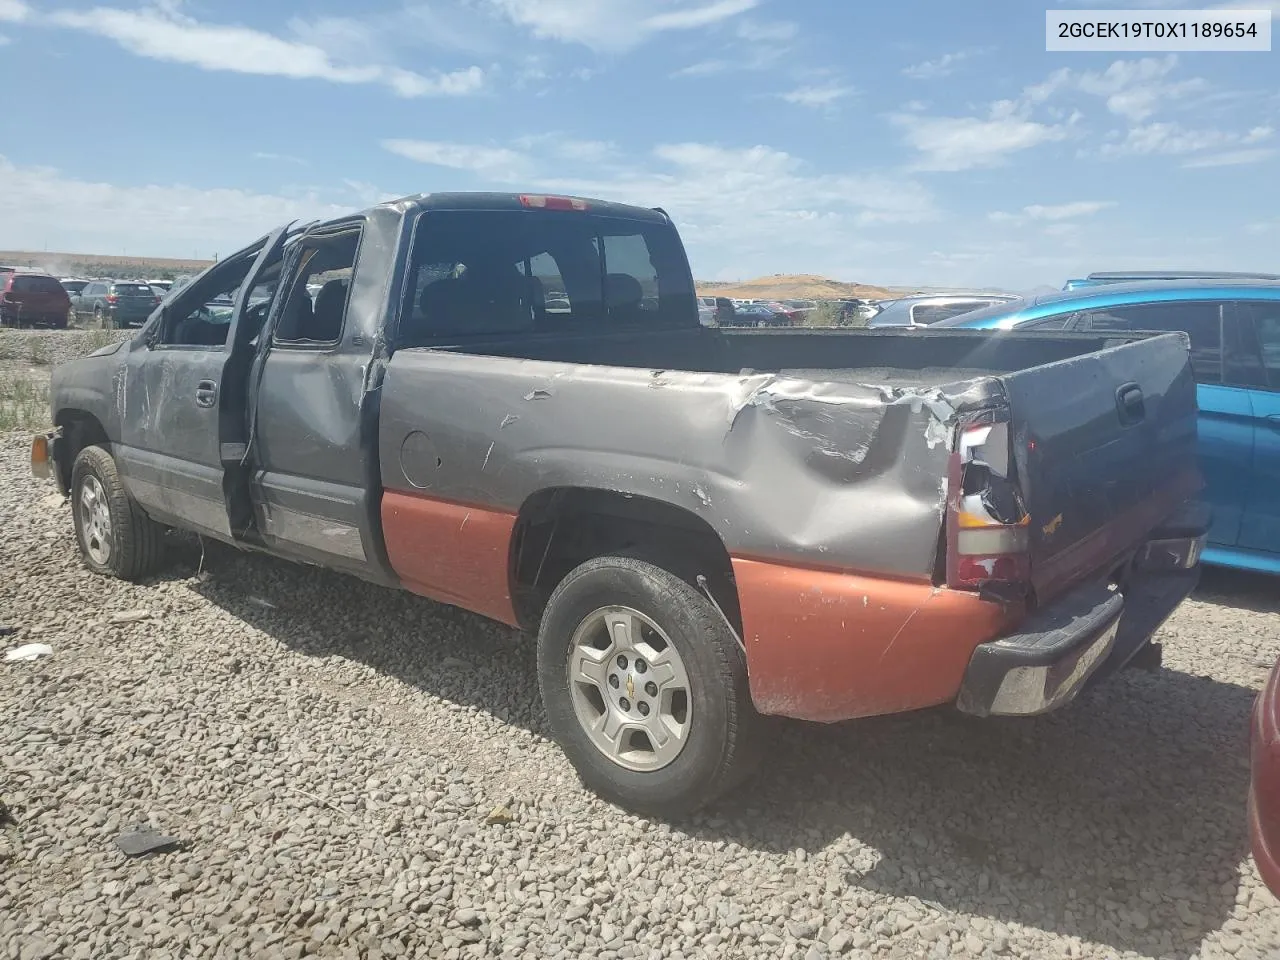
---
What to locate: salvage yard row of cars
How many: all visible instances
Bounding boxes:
[0,266,177,328]
[21,193,1280,899]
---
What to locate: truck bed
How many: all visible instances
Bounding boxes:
[380,326,1199,599]
[429,327,1138,390]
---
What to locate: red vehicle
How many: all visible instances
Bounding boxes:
[0,272,72,328]
[1250,656,1280,895]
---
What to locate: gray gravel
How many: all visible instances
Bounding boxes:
[3,420,1280,959]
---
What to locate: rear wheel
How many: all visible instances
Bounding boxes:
[537,556,759,816]
[70,445,166,581]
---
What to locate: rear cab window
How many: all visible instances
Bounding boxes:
[397,208,695,345]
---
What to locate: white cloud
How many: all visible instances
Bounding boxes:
[0,156,354,259]
[0,0,27,23]
[1183,148,1278,168]
[894,109,1069,172]
[671,59,729,78]
[48,6,485,97]
[1024,201,1116,221]
[902,49,983,81]
[645,0,757,30]
[779,83,855,109]
[1099,121,1273,159]
[252,152,308,165]
[1025,55,1206,122]
[381,139,530,178]
[485,0,757,50]
[989,201,1116,225]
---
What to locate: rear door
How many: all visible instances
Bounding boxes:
[998,330,1200,599]
[1232,302,1280,557]
[1081,300,1244,548]
[116,229,288,538]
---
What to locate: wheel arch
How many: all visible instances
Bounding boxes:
[509,486,742,639]
[54,408,110,495]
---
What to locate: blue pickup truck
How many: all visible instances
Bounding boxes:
[939,279,1280,575]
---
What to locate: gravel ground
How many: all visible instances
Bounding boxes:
[3,430,1280,960]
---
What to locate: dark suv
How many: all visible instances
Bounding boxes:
[0,273,73,328]
[71,280,161,328]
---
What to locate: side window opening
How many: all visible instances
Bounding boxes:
[1231,302,1280,390]
[160,249,263,348]
[273,229,360,345]
[1084,302,1223,384]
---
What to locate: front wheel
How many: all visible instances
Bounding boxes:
[70,445,166,581]
[537,556,759,816]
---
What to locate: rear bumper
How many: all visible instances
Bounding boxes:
[956,580,1122,717]
[956,504,1206,717]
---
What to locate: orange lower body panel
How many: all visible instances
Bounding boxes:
[381,490,518,626]
[731,557,1013,722]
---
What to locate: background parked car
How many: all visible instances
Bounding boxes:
[71,280,161,328]
[697,296,718,326]
[0,272,72,328]
[732,303,786,326]
[867,294,1017,329]
[59,278,89,298]
[937,278,1280,574]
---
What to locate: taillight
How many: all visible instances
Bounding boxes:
[106,294,118,304]
[946,420,1031,591]
[519,194,588,211]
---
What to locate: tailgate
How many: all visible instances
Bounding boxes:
[999,332,1200,599]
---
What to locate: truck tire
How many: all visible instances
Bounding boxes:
[70,445,166,581]
[537,556,759,816]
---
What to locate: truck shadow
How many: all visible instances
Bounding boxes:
[179,539,1254,960]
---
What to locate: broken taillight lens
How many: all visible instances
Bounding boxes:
[947,420,1031,592]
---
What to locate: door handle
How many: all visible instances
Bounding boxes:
[1116,382,1145,426]
[1266,414,1280,430]
[195,379,218,408]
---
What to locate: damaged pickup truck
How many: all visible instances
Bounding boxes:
[33,192,1208,814]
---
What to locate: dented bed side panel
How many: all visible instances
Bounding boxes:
[377,350,990,578]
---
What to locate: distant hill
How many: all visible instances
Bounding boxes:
[697,274,915,301]
[0,250,214,280]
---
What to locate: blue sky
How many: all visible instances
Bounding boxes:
[0,0,1277,289]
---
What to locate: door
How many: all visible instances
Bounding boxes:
[1233,301,1280,555]
[114,228,289,539]
[1081,300,1247,547]
[243,220,377,573]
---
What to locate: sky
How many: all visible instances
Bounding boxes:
[0,0,1277,290]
